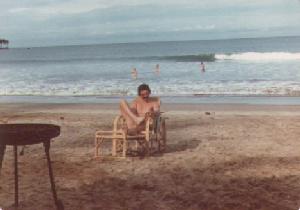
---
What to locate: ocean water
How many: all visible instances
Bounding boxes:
[0,36,300,103]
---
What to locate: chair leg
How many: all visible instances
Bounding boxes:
[122,139,127,157]
[149,139,153,154]
[145,132,150,156]
[159,120,167,152]
[144,141,150,156]
[94,136,99,158]
[112,138,117,156]
[135,140,138,151]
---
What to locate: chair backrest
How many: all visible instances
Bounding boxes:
[113,115,126,132]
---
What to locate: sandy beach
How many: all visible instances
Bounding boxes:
[1,103,300,210]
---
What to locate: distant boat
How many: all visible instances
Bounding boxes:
[0,39,9,49]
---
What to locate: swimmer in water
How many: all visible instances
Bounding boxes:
[155,64,160,76]
[200,61,205,72]
[131,67,138,79]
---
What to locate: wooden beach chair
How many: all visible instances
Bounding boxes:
[94,98,167,158]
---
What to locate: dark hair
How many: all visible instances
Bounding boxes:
[137,83,151,96]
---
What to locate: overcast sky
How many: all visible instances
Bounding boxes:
[1,0,300,47]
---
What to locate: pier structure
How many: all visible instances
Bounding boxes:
[0,39,9,49]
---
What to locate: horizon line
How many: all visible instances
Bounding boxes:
[12,34,300,49]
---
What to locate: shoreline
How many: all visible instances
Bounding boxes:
[2,95,300,105]
[1,103,300,117]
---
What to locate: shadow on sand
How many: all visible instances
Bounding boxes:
[3,156,300,210]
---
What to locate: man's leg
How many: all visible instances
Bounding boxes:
[120,100,144,129]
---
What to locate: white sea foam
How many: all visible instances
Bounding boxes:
[215,52,300,61]
[1,38,300,99]
[1,80,300,96]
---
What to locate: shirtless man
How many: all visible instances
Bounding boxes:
[131,68,138,80]
[155,64,160,76]
[120,84,160,131]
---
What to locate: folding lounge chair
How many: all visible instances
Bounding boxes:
[94,99,167,158]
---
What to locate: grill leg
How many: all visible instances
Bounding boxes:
[44,141,64,210]
[14,145,18,208]
[0,144,6,174]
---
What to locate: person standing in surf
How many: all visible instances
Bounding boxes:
[131,68,138,79]
[155,64,160,76]
[200,61,205,72]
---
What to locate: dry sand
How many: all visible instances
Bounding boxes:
[1,103,300,210]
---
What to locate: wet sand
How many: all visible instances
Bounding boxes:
[1,103,300,210]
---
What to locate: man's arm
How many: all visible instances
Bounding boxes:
[145,100,160,118]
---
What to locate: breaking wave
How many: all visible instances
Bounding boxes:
[1,52,300,64]
[144,52,300,62]
[153,54,216,62]
[215,52,300,61]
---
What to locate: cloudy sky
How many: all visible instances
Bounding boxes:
[1,0,300,47]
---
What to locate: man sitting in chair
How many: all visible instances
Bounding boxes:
[120,84,160,133]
